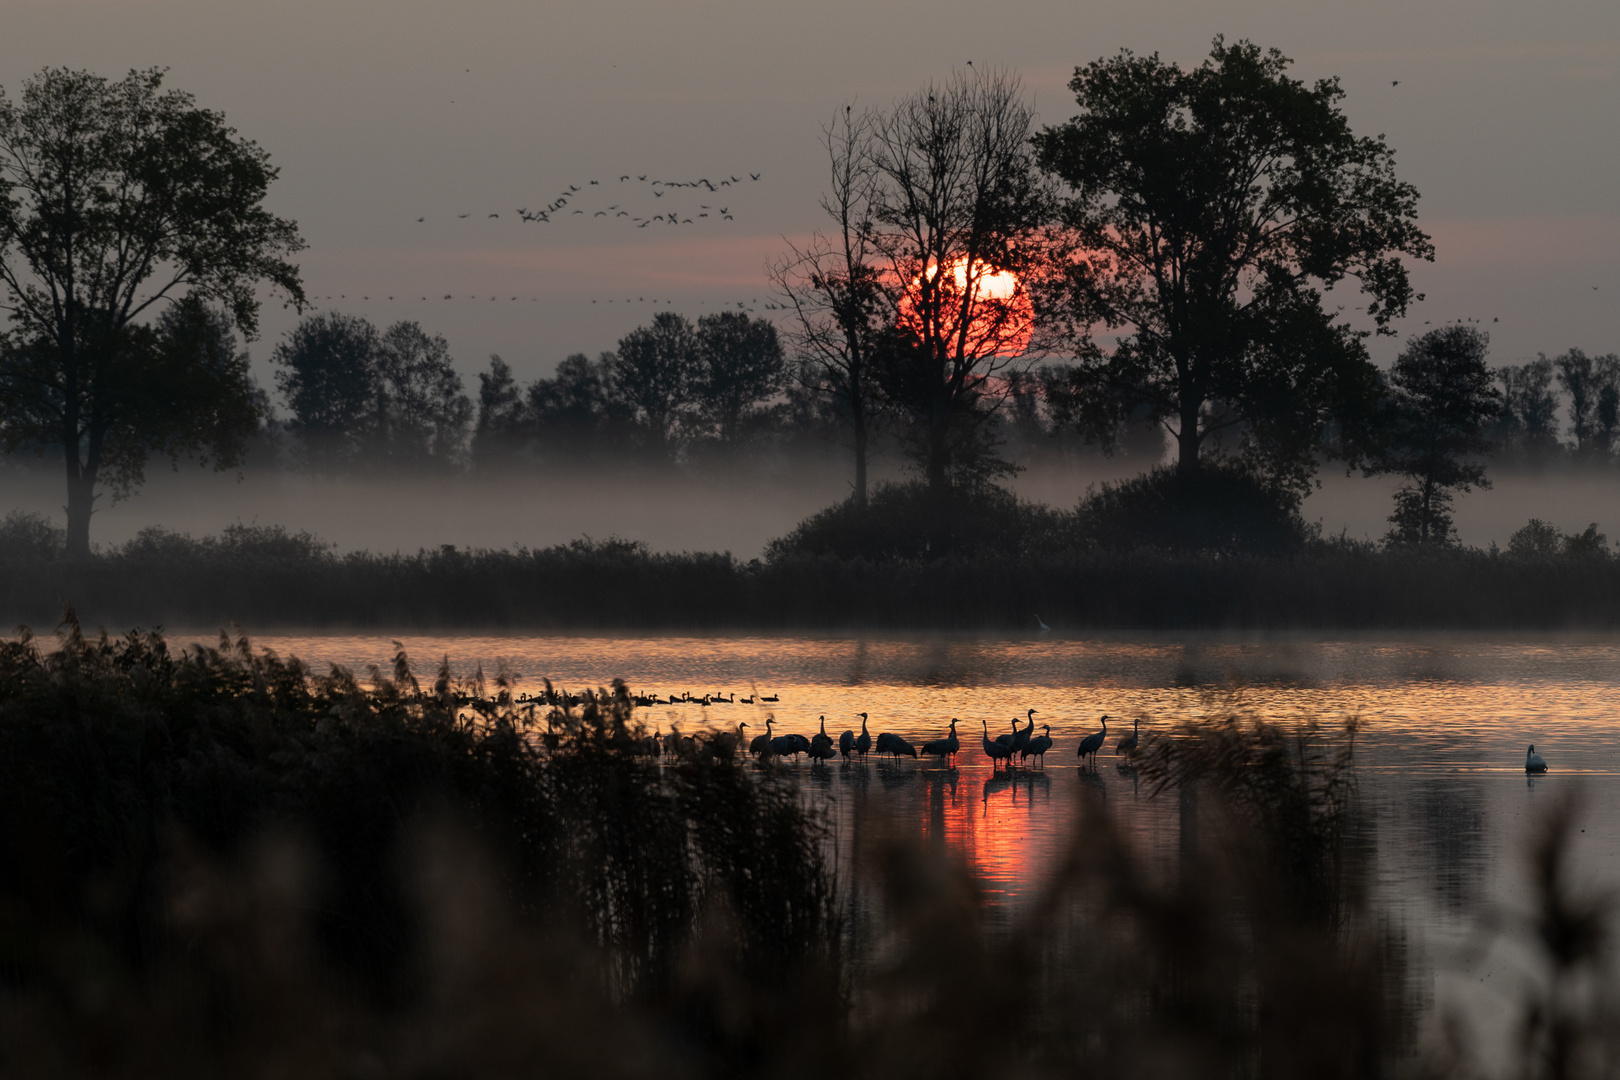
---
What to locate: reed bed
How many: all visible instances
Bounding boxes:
[1,619,1614,1077]
[5,522,1620,629]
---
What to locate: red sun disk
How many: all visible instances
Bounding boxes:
[897,256,1034,358]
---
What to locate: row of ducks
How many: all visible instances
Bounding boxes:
[518,690,781,708]
[718,711,1140,768]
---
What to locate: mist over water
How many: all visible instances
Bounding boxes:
[7,447,1620,557]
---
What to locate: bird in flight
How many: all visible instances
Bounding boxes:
[417,217,425,222]
[1392,80,1400,86]
[458,213,470,218]
[750,173,761,181]
[488,213,499,218]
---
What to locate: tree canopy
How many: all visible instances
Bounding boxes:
[1034,38,1432,501]
[1374,325,1500,545]
[0,67,304,554]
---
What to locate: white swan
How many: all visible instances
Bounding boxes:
[1525,744,1548,774]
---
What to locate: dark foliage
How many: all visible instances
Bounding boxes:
[1076,460,1312,553]
[1034,38,1425,497]
[0,617,837,1010]
[763,480,1070,562]
[1373,326,1500,546]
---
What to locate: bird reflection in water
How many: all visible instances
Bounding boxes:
[981,769,1051,815]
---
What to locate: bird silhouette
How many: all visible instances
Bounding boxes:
[1022,725,1053,766]
[921,719,961,764]
[1392,80,1400,86]
[458,213,469,219]
[1077,716,1109,766]
[839,726,855,761]
[750,172,761,180]
[1526,744,1548,773]
[416,217,425,222]
[981,718,1012,769]
[854,713,872,760]
[1035,613,1051,633]
[1116,716,1140,756]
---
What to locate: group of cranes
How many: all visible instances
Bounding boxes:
[724,709,1143,771]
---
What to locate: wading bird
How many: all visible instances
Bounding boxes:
[921,719,961,764]
[1035,614,1051,633]
[1116,717,1140,757]
[839,726,855,761]
[808,716,837,766]
[1011,710,1036,758]
[1077,716,1109,766]
[1022,724,1053,766]
[1526,745,1548,773]
[746,720,770,757]
[982,719,1012,769]
[854,713,872,760]
[877,731,917,761]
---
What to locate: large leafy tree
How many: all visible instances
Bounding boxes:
[1374,326,1500,545]
[0,67,303,554]
[272,312,378,470]
[1033,39,1432,500]
[614,312,698,459]
[693,312,784,446]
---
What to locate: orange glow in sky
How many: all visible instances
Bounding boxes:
[897,256,1034,358]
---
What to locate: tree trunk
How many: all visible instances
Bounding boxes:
[852,408,868,510]
[65,463,96,558]
[925,399,950,492]
[1177,398,1202,476]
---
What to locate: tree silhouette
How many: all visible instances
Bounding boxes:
[273,312,378,470]
[1374,326,1499,545]
[369,321,471,469]
[471,355,527,469]
[614,313,697,459]
[693,312,784,446]
[769,106,889,507]
[865,70,1056,491]
[1034,39,1430,501]
[0,67,303,554]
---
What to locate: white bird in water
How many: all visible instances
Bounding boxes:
[1525,744,1548,773]
[1035,614,1051,633]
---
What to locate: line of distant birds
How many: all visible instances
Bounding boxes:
[631,708,1140,770]
[412,172,763,230]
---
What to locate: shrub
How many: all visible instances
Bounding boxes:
[0,510,63,560]
[764,480,1072,562]
[1075,461,1312,553]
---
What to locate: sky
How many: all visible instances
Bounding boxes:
[1,0,1615,395]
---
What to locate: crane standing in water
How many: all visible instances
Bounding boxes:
[1022,724,1053,766]
[854,714,872,761]
[982,718,1013,769]
[1077,716,1109,767]
[1116,717,1140,757]
[921,719,961,764]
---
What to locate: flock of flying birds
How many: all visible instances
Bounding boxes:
[415,171,764,230]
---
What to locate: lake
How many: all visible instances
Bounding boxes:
[223,629,1620,1055]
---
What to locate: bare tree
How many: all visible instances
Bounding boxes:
[864,70,1057,492]
[773,71,1057,500]
[769,105,886,508]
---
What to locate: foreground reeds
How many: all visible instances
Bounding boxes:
[0,619,1613,1078]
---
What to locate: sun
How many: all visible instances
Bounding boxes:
[897,256,1034,358]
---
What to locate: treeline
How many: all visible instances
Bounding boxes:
[6,514,1620,631]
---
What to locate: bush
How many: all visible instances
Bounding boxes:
[0,510,63,561]
[764,481,1072,562]
[1507,518,1612,560]
[1075,461,1312,553]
